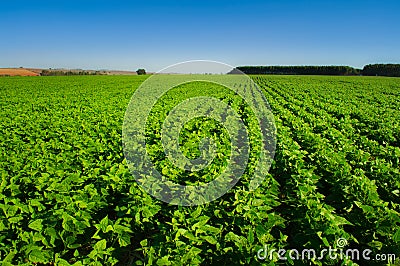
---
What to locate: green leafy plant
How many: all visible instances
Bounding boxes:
[0,75,399,265]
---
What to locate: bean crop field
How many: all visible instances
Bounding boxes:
[0,75,399,265]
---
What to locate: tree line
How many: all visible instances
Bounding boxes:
[40,70,106,76]
[40,68,147,76]
[232,64,400,77]
[361,64,400,77]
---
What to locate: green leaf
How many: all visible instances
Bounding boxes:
[29,249,46,263]
[256,224,268,238]
[94,239,107,252]
[183,231,197,241]
[393,229,400,242]
[203,236,218,245]
[28,219,43,232]
[225,232,240,242]
[191,206,202,218]
[106,225,114,233]
[118,231,131,247]
[140,239,148,247]
[203,225,220,234]
[333,215,353,226]
[247,229,254,245]
[8,216,23,224]
[2,250,16,263]
[156,256,171,265]
[99,216,109,232]
[45,227,58,243]
[56,258,72,266]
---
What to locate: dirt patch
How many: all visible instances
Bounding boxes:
[0,68,40,76]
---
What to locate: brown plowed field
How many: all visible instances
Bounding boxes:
[0,68,40,76]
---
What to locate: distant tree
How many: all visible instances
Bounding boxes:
[136,68,146,75]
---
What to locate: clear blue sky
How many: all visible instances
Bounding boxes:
[1,0,399,71]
